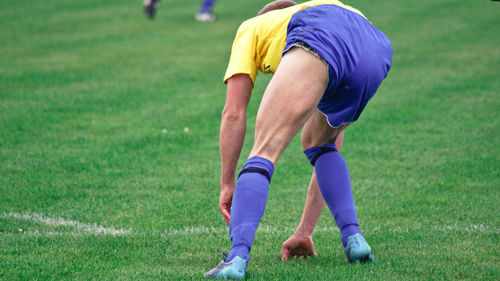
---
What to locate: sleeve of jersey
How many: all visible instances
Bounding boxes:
[223,21,258,84]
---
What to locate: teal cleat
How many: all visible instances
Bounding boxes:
[204,256,247,280]
[344,233,375,264]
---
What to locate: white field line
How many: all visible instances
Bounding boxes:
[0,212,132,236]
[1,212,499,237]
[160,223,500,237]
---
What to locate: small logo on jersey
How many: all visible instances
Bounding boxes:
[263,64,272,72]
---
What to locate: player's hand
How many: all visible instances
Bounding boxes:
[281,234,317,261]
[218,185,234,225]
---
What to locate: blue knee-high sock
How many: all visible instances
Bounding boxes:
[305,144,361,247]
[226,156,274,263]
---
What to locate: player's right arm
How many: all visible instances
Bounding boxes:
[218,19,259,225]
[219,74,253,225]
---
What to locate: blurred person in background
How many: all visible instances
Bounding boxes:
[144,0,217,22]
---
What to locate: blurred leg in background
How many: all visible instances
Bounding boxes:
[196,0,217,22]
[143,0,217,22]
[143,0,160,19]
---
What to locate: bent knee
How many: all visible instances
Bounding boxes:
[300,129,339,150]
[301,122,349,150]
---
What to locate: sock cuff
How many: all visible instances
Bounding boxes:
[238,156,275,182]
[304,144,337,166]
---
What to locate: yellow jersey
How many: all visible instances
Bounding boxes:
[223,0,365,84]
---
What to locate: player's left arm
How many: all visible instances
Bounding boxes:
[218,74,253,225]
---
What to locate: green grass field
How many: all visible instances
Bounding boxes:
[1,0,499,280]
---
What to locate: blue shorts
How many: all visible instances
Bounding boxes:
[283,5,393,127]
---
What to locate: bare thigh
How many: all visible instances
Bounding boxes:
[249,47,329,164]
[300,109,349,150]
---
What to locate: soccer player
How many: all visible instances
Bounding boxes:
[143,0,217,22]
[205,0,392,279]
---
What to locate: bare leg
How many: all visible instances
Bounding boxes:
[300,111,371,260]
[249,47,329,163]
[226,47,330,263]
